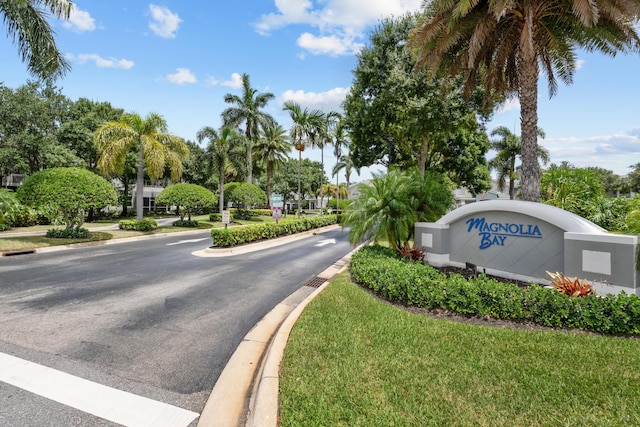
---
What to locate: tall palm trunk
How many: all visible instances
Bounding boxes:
[266,166,272,209]
[509,155,516,200]
[218,170,225,214]
[136,145,145,220]
[245,125,253,184]
[297,149,302,215]
[519,9,541,202]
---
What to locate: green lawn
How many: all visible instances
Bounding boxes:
[280,271,640,427]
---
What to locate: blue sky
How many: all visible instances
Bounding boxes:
[2,1,640,183]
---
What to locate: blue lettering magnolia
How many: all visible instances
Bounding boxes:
[466,217,542,249]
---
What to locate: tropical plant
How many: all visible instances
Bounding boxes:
[1,0,73,79]
[409,0,640,201]
[282,100,325,213]
[345,168,453,250]
[156,183,215,221]
[541,163,606,218]
[16,167,117,231]
[254,122,290,207]
[333,152,361,201]
[221,73,275,183]
[94,112,189,220]
[489,126,548,199]
[547,271,596,297]
[197,125,245,213]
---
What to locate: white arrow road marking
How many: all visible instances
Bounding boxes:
[0,352,198,427]
[166,237,209,246]
[314,238,336,247]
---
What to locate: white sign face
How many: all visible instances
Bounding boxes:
[272,193,282,205]
[272,206,282,220]
[222,210,230,224]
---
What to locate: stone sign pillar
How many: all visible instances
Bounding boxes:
[415,200,639,296]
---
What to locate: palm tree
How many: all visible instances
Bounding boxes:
[94,112,189,220]
[333,152,361,201]
[1,0,73,80]
[254,122,290,207]
[331,119,349,208]
[409,0,640,202]
[197,126,244,213]
[489,126,549,200]
[282,100,324,214]
[221,73,275,184]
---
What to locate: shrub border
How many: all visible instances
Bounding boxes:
[350,245,640,336]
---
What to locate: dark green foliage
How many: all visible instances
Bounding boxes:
[16,167,117,230]
[224,182,268,209]
[45,228,90,239]
[211,215,338,247]
[350,246,640,336]
[118,219,158,231]
[172,220,199,228]
[156,183,215,221]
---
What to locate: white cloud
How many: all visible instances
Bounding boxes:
[205,75,220,87]
[575,59,585,70]
[280,87,350,112]
[75,54,134,69]
[297,33,363,56]
[164,68,197,85]
[222,73,243,89]
[255,0,423,56]
[62,6,96,32]
[497,97,520,113]
[149,5,182,39]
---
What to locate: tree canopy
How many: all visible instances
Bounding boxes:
[16,167,117,229]
[343,14,492,194]
[156,183,215,221]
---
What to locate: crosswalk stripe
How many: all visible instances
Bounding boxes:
[0,352,199,427]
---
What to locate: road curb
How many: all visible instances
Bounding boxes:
[197,244,356,427]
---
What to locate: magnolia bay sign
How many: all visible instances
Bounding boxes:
[415,200,640,296]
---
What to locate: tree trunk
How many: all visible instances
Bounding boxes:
[297,149,302,215]
[267,166,272,209]
[136,145,144,220]
[518,8,541,202]
[418,136,429,178]
[246,125,253,184]
[219,171,225,214]
[509,156,516,200]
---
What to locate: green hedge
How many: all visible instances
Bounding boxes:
[350,245,640,336]
[211,215,338,247]
[173,219,199,228]
[118,218,158,231]
[45,228,90,239]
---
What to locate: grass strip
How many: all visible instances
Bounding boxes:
[280,272,640,427]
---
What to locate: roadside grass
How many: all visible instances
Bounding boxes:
[0,232,115,251]
[280,271,640,427]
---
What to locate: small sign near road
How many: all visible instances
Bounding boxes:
[271,193,283,221]
[222,210,230,225]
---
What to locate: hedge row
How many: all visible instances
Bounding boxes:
[211,215,338,247]
[350,245,640,336]
[118,218,158,231]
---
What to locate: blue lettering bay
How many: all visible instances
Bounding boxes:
[466,217,542,249]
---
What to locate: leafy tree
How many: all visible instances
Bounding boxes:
[223,182,267,210]
[343,14,492,193]
[181,140,211,188]
[489,126,548,199]
[197,126,245,213]
[410,0,640,201]
[57,98,124,170]
[16,167,117,230]
[254,122,290,207]
[333,152,361,200]
[344,168,453,250]
[0,81,75,177]
[282,101,325,212]
[94,112,189,220]
[270,158,327,211]
[221,73,275,183]
[1,0,73,79]
[156,183,215,221]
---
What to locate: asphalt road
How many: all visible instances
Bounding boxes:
[0,227,354,426]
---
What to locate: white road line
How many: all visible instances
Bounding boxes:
[0,352,198,427]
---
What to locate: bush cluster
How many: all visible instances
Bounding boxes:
[46,228,90,239]
[350,245,640,336]
[172,219,199,228]
[211,215,338,247]
[118,219,158,231]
